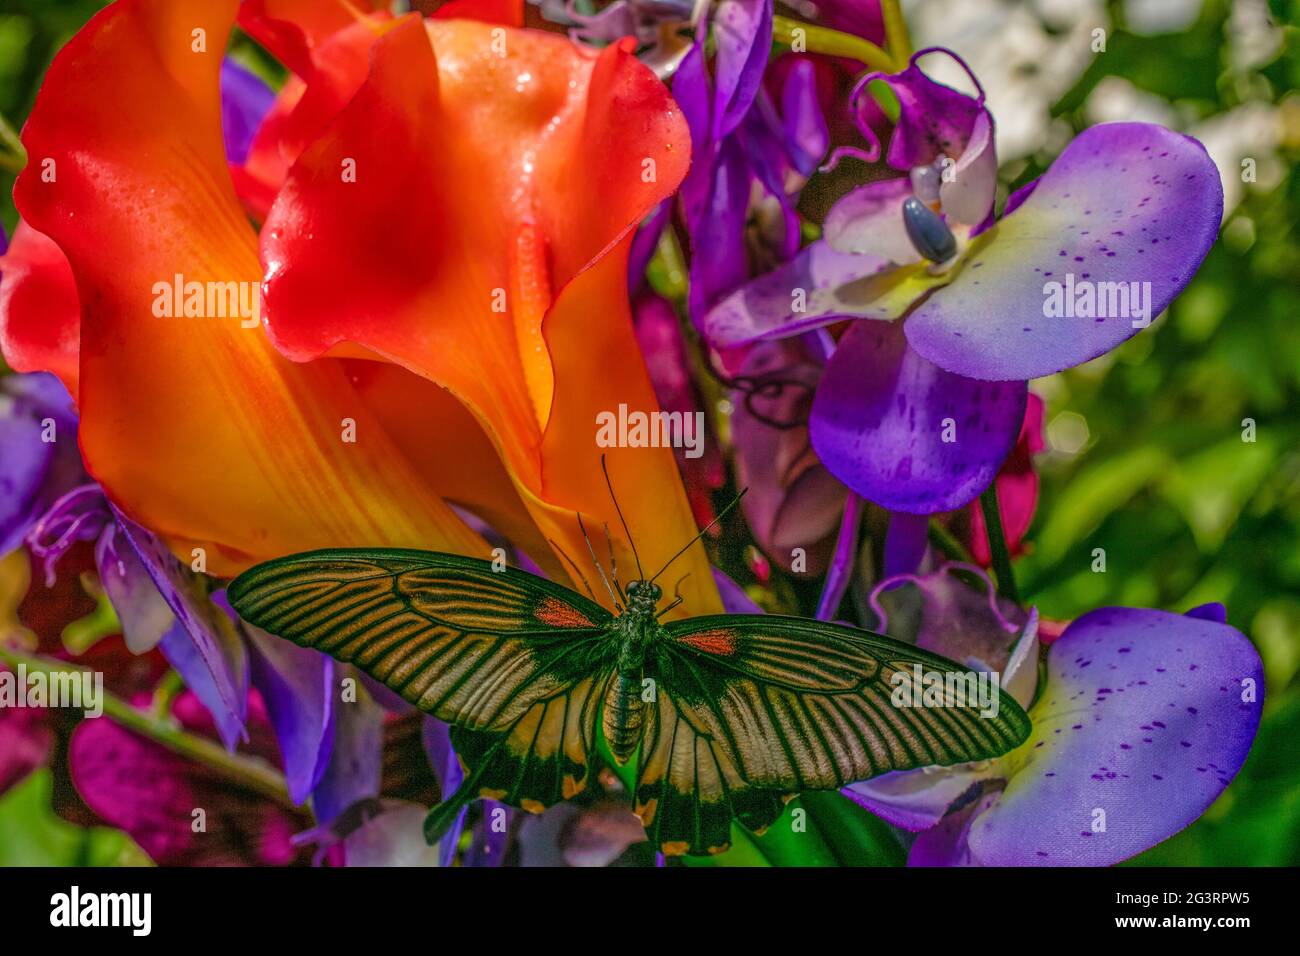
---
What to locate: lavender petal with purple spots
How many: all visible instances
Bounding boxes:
[809,321,1027,513]
[962,606,1263,866]
[905,123,1224,381]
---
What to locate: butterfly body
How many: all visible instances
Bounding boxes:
[602,580,664,763]
[229,548,1033,857]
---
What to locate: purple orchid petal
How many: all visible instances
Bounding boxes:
[823,177,921,263]
[864,48,985,171]
[712,0,773,141]
[1,394,56,556]
[687,138,752,322]
[1002,176,1040,218]
[94,523,173,654]
[866,565,1039,701]
[628,200,671,295]
[1,373,81,557]
[311,672,385,825]
[517,801,647,867]
[816,493,864,620]
[673,35,714,230]
[1186,602,1228,624]
[810,321,1027,514]
[341,801,441,866]
[740,99,802,259]
[808,0,885,42]
[702,240,894,348]
[219,59,275,166]
[781,59,830,179]
[731,339,848,574]
[111,506,248,746]
[422,717,468,867]
[845,767,987,832]
[909,565,1026,672]
[158,620,248,751]
[466,801,514,867]
[25,485,107,586]
[962,606,1263,866]
[940,108,997,226]
[244,619,336,806]
[846,598,1039,831]
[565,1,638,45]
[883,511,929,577]
[908,790,999,865]
[906,123,1224,381]
[713,566,763,614]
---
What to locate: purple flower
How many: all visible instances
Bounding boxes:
[703,48,1222,514]
[0,371,347,812]
[557,0,702,77]
[219,59,276,166]
[0,372,81,557]
[848,570,1262,865]
[673,1,830,322]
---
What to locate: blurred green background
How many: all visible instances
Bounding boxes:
[1,0,1297,865]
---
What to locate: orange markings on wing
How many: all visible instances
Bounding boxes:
[677,629,738,656]
[534,597,595,629]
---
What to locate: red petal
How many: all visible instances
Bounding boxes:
[0,222,80,400]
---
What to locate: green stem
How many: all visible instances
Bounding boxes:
[979,485,1020,604]
[771,15,896,73]
[928,518,975,565]
[0,111,26,173]
[0,646,296,810]
[879,0,913,65]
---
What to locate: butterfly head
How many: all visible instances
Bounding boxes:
[624,580,662,615]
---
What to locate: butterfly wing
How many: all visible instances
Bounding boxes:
[637,614,1033,855]
[228,548,619,807]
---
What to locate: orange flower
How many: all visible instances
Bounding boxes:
[2,0,720,615]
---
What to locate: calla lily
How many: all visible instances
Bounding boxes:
[1,0,719,614]
[703,48,1223,515]
[849,569,1264,866]
[257,11,718,612]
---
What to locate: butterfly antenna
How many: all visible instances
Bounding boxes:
[602,522,627,603]
[656,572,692,619]
[649,488,749,584]
[601,454,645,580]
[547,537,600,605]
[577,512,622,609]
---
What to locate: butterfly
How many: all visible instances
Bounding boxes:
[228,491,1032,858]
